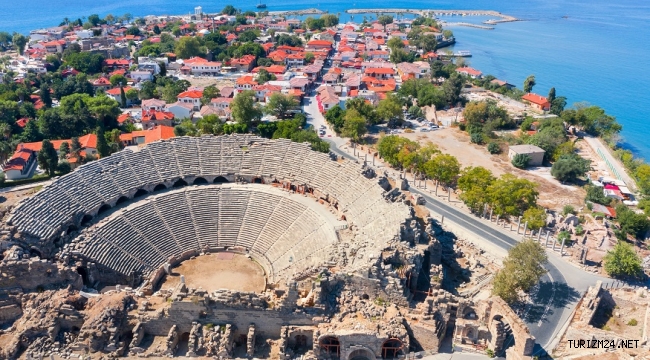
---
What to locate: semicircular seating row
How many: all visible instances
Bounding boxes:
[9,135,408,244]
[71,185,341,281]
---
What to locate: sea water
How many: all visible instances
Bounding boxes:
[2,0,649,158]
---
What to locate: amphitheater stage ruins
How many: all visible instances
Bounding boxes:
[0,135,535,359]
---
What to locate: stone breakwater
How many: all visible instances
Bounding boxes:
[268,8,326,16]
[345,9,519,23]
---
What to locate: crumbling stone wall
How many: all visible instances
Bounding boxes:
[0,256,82,292]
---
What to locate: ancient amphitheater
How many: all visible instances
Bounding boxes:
[0,135,534,360]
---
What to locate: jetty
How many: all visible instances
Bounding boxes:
[442,22,494,30]
[345,9,519,24]
[268,8,326,16]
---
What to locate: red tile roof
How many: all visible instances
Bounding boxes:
[177,90,203,99]
[522,93,551,107]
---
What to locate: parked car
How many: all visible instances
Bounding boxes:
[420,128,430,132]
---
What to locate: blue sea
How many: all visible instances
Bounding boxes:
[2,0,649,159]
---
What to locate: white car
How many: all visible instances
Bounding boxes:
[420,128,430,132]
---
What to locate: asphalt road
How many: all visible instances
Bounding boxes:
[302,94,614,355]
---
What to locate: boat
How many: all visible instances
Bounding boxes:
[256,1,267,9]
[454,50,472,57]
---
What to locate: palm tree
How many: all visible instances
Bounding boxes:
[0,122,11,140]
[0,140,13,163]
[63,17,69,25]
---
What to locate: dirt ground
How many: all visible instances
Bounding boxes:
[398,127,586,211]
[0,185,47,213]
[185,77,235,90]
[158,253,266,293]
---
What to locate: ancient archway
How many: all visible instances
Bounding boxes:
[173,179,188,188]
[319,336,340,358]
[153,183,167,192]
[116,196,130,205]
[214,176,229,184]
[193,177,208,185]
[486,297,535,358]
[381,339,404,359]
[77,266,90,286]
[252,177,263,184]
[98,203,112,214]
[348,347,376,360]
[134,188,149,198]
[80,214,93,226]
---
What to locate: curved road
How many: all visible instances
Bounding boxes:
[303,93,613,355]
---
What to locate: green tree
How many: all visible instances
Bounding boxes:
[377,15,394,31]
[120,86,127,108]
[492,240,548,304]
[487,142,500,154]
[511,153,531,169]
[614,204,650,241]
[341,109,367,141]
[40,83,52,108]
[458,166,495,212]
[487,174,538,217]
[551,154,590,183]
[603,241,642,278]
[175,36,202,59]
[256,68,276,84]
[442,73,463,106]
[321,14,339,27]
[523,74,536,93]
[109,74,127,87]
[325,105,346,133]
[58,142,70,160]
[95,127,110,157]
[634,163,650,195]
[377,135,418,168]
[12,33,28,55]
[585,185,610,206]
[424,154,460,187]
[201,85,219,105]
[222,5,237,15]
[304,52,315,63]
[126,88,139,103]
[387,37,405,52]
[57,160,71,175]
[265,93,298,119]
[231,90,261,126]
[407,106,423,118]
[376,94,403,123]
[547,87,556,104]
[37,139,58,176]
[523,206,547,231]
[153,25,161,34]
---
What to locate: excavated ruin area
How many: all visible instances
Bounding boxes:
[157,253,266,293]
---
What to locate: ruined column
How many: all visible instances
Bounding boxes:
[489,208,493,221]
[448,188,451,202]
[523,221,528,237]
[495,214,500,225]
[560,238,566,255]
[537,229,542,241]
[545,231,551,247]
[441,215,444,224]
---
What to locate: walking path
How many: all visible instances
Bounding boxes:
[302,92,615,356]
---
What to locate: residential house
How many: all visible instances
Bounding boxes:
[253,84,282,102]
[120,125,175,146]
[305,40,333,53]
[3,134,98,180]
[490,79,515,90]
[141,109,175,128]
[106,86,134,107]
[231,55,257,72]
[286,53,305,67]
[364,67,395,80]
[142,98,167,112]
[189,61,222,76]
[316,85,339,112]
[289,77,310,93]
[396,62,430,80]
[235,75,258,94]
[130,70,154,82]
[211,97,234,110]
[522,93,551,111]
[508,144,545,166]
[177,90,203,111]
[103,59,131,70]
[456,67,483,79]
[92,77,112,91]
[165,102,194,120]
